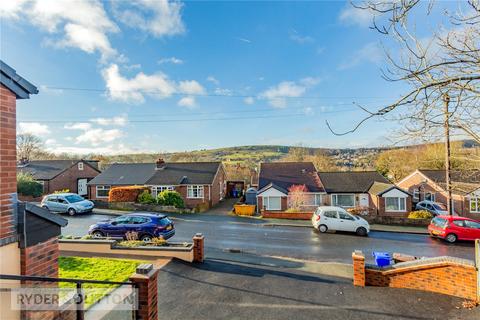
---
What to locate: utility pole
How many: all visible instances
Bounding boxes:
[443,93,453,216]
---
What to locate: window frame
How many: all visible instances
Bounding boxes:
[385,197,407,212]
[96,185,111,198]
[413,189,420,201]
[470,197,480,213]
[78,162,84,171]
[331,194,356,208]
[187,185,204,199]
[265,196,282,211]
[151,185,175,198]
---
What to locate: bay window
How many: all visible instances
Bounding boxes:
[151,185,175,198]
[385,197,406,212]
[332,194,355,207]
[265,196,282,210]
[187,185,204,199]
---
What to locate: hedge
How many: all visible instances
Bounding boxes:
[157,190,185,208]
[408,210,433,219]
[109,186,149,202]
[17,172,43,197]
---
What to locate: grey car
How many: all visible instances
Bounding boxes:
[41,193,94,216]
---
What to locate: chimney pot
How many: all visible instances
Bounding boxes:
[156,158,166,170]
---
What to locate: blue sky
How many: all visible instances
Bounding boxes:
[1,1,448,154]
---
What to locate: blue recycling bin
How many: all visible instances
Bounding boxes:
[372,252,391,267]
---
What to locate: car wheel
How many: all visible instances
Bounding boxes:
[356,227,368,236]
[92,231,104,238]
[67,208,76,216]
[318,224,328,233]
[140,234,153,242]
[445,233,457,243]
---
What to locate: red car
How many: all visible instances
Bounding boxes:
[428,215,480,243]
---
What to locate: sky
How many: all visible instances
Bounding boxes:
[0,0,453,154]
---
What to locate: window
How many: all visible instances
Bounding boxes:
[314,194,323,206]
[453,220,465,227]
[187,185,204,199]
[78,162,84,170]
[130,216,150,224]
[113,216,132,225]
[96,185,111,198]
[338,211,355,220]
[465,220,480,229]
[323,211,338,219]
[332,194,355,207]
[151,185,175,198]
[385,197,406,212]
[470,197,480,213]
[425,192,435,201]
[265,196,281,210]
[413,189,419,201]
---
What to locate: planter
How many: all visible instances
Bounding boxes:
[105,201,193,213]
[59,238,195,262]
[262,211,313,220]
[234,204,256,216]
[363,216,431,226]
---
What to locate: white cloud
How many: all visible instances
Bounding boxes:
[178,96,196,108]
[244,97,255,105]
[90,115,128,126]
[64,123,92,131]
[236,37,252,43]
[158,57,183,64]
[178,80,205,95]
[75,128,123,146]
[45,138,57,145]
[47,143,143,155]
[339,5,372,27]
[114,0,185,38]
[338,42,383,70]
[206,76,220,85]
[18,122,50,136]
[289,29,314,44]
[214,88,232,96]
[259,78,319,108]
[2,0,119,61]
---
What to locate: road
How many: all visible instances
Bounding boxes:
[61,212,476,264]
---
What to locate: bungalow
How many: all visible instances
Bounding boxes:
[17,159,101,198]
[87,159,226,209]
[256,162,326,213]
[397,169,480,218]
[318,171,412,217]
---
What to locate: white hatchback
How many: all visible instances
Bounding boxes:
[311,206,370,236]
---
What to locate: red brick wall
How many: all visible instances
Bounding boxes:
[46,161,99,196]
[175,185,212,209]
[20,237,59,277]
[262,211,312,220]
[210,166,226,206]
[376,197,412,218]
[130,268,159,320]
[0,85,18,244]
[352,251,478,301]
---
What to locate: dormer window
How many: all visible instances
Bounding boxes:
[78,162,84,171]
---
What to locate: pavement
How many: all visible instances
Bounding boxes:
[157,258,480,320]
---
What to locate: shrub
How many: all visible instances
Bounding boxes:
[137,190,156,204]
[17,172,43,197]
[408,210,433,219]
[157,190,185,208]
[109,186,148,202]
[54,189,70,194]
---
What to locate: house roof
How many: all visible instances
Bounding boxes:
[258,162,324,193]
[146,162,222,185]
[368,181,411,196]
[88,162,222,186]
[0,60,38,99]
[24,202,68,227]
[17,160,100,180]
[318,171,390,193]
[418,169,480,195]
[257,182,288,195]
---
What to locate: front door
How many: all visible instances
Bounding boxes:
[78,178,88,196]
[359,194,369,207]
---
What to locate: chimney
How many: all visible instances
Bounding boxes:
[155,158,166,170]
[17,157,29,167]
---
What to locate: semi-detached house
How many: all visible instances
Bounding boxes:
[88,159,226,209]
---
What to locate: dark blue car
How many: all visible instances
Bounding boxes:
[88,213,175,242]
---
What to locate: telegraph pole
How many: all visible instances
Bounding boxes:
[443,93,453,216]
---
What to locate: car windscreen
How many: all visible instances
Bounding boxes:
[433,203,447,210]
[431,217,447,228]
[158,217,172,226]
[65,195,84,203]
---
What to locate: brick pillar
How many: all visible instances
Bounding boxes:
[0,85,18,245]
[352,250,366,287]
[193,233,204,263]
[130,267,159,320]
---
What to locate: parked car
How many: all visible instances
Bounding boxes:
[88,213,175,241]
[311,206,370,236]
[41,193,94,216]
[415,200,449,216]
[428,215,480,243]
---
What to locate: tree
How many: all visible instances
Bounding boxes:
[16,133,42,161]
[282,146,338,171]
[287,184,309,211]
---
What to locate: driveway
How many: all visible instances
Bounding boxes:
[158,258,479,320]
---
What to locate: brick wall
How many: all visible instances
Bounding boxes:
[352,251,478,301]
[377,197,412,218]
[0,85,17,245]
[175,185,212,209]
[193,233,204,263]
[130,268,159,320]
[210,166,226,206]
[261,211,313,220]
[20,237,59,277]
[46,161,99,196]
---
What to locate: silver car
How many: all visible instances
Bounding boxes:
[41,193,94,216]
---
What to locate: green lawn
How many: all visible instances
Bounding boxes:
[58,256,143,308]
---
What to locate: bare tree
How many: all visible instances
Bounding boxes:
[16,133,42,161]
